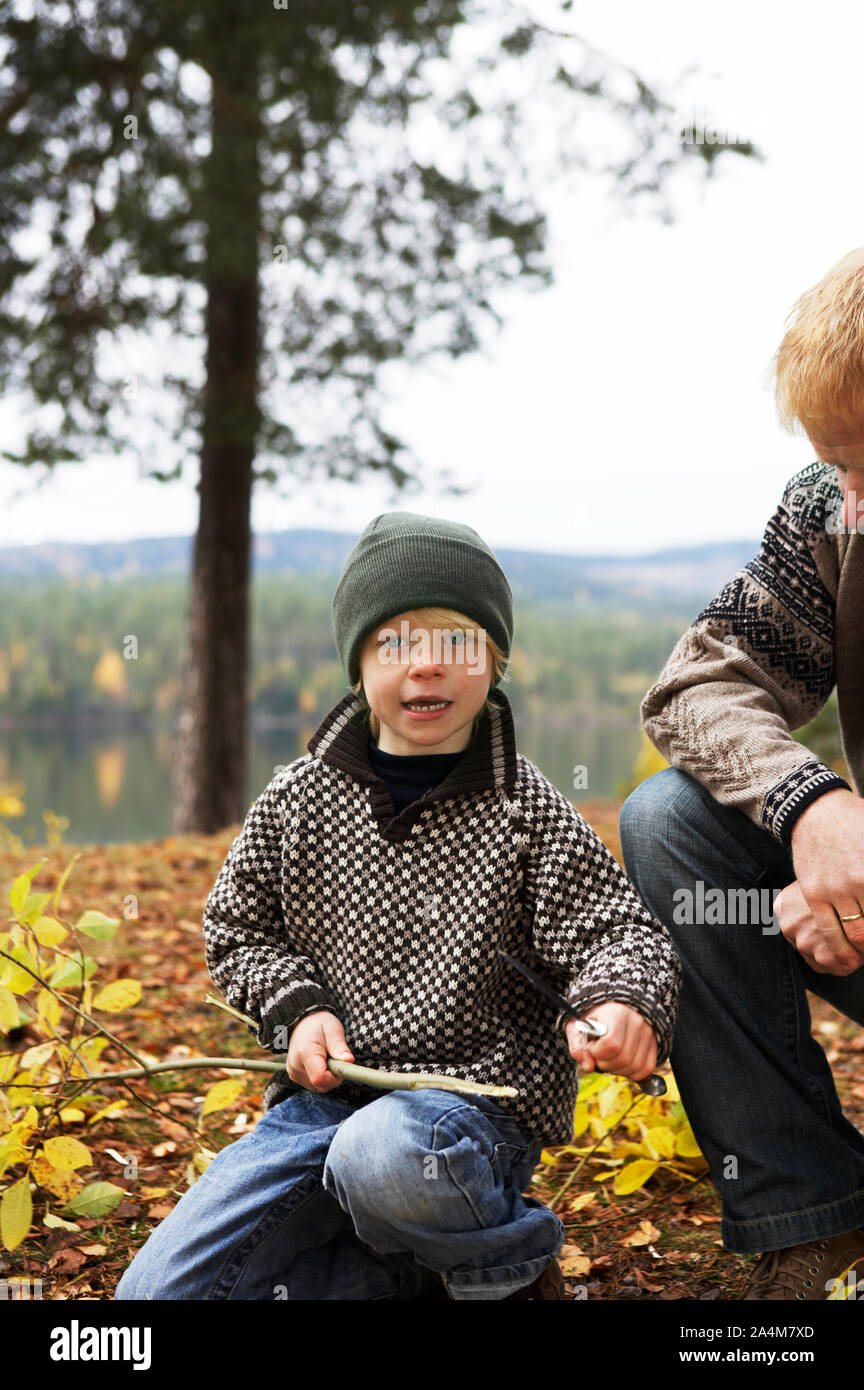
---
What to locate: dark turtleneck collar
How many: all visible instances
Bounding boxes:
[306,686,519,842]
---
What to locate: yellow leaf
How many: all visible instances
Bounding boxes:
[664,1073,682,1103]
[58,1108,86,1124]
[566,1191,597,1212]
[16,1106,39,1141]
[32,916,68,947]
[86,1099,127,1125]
[0,1053,17,1083]
[0,1137,30,1180]
[43,1136,92,1170]
[675,1125,703,1159]
[0,985,19,1032]
[201,1078,245,1117]
[613,1158,660,1196]
[597,1078,630,1119]
[642,1126,676,1160]
[0,1174,32,1251]
[0,955,37,995]
[20,1041,55,1071]
[43,1211,81,1231]
[52,854,81,915]
[76,1036,109,1067]
[540,1148,560,1167]
[92,978,142,1012]
[6,1070,38,1105]
[36,989,62,1032]
[572,1102,589,1137]
[30,1153,84,1203]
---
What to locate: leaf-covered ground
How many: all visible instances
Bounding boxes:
[1,799,863,1301]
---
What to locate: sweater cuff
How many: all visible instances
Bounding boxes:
[256,981,342,1051]
[761,760,852,848]
[557,984,675,1067]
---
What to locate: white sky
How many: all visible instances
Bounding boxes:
[1,0,861,557]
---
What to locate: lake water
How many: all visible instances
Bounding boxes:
[0,711,643,848]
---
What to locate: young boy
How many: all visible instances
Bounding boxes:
[115,512,681,1301]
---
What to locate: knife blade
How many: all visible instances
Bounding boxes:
[499,951,667,1097]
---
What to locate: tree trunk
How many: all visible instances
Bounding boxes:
[172,37,262,834]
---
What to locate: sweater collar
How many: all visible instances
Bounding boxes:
[307,686,519,836]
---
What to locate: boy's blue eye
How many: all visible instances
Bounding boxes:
[446,632,466,646]
[380,635,403,648]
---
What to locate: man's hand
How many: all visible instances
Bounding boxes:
[785,788,864,975]
[564,1001,657,1083]
[286,1011,355,1092]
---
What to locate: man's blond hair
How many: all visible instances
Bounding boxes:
[774,248,864,440]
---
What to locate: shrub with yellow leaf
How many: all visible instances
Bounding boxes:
[540,1069,708,1205]
[0,856,139,1250]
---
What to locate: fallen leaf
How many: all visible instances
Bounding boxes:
[558,1242,592,1277]
[48,1247,86,1274]
[565,1191,597,1213]
[634,1268,665,1292]
[620,1219,661,1248]
[79,1243,108,1257]
[590,1254,614,1272]
[147,1202,175,1219]
[112,1200,140,1219]
[150,1141,177,1158]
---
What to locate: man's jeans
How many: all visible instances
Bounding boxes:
[114,1086,561,1300]
[620,767,864,1255]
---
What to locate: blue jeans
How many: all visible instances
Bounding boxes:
[620,767,864,1254]
[114,1086,561,1300]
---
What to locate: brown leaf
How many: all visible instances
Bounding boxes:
[589,1254,614,1272]
[147,1202,175,1219]
[112,1200,140,1219]
[634,1267,665,1292]
[48,1247,87,1274]
[79,1243,108,1257]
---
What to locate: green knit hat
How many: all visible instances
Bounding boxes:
[332,512,514,687]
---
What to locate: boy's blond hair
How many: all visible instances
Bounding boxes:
[774,247,864,439]
[352,605,509,744]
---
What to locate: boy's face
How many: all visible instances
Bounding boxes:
[808,425,864,533]
[358,611,492,756]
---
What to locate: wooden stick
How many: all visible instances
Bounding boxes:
[204,993,519,1097]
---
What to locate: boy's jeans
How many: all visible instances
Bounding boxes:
[114,1085,561,1300]
[620,767,864,1255]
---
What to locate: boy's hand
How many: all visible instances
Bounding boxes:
[564,1002,657,1084]
[286,1011,355,1092]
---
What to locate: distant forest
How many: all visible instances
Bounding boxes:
[0,571,844,774]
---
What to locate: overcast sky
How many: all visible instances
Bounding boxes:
[1,0,861,558]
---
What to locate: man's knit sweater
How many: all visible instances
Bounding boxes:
[202,687,681,1145]
[641,461,864,845]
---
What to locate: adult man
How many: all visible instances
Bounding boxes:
[620,247,864,1300]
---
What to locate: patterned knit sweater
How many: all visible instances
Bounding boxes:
[641,461,864,846]
[202,687,681,1145]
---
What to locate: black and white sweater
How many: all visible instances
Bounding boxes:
[202,687,682,1145]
